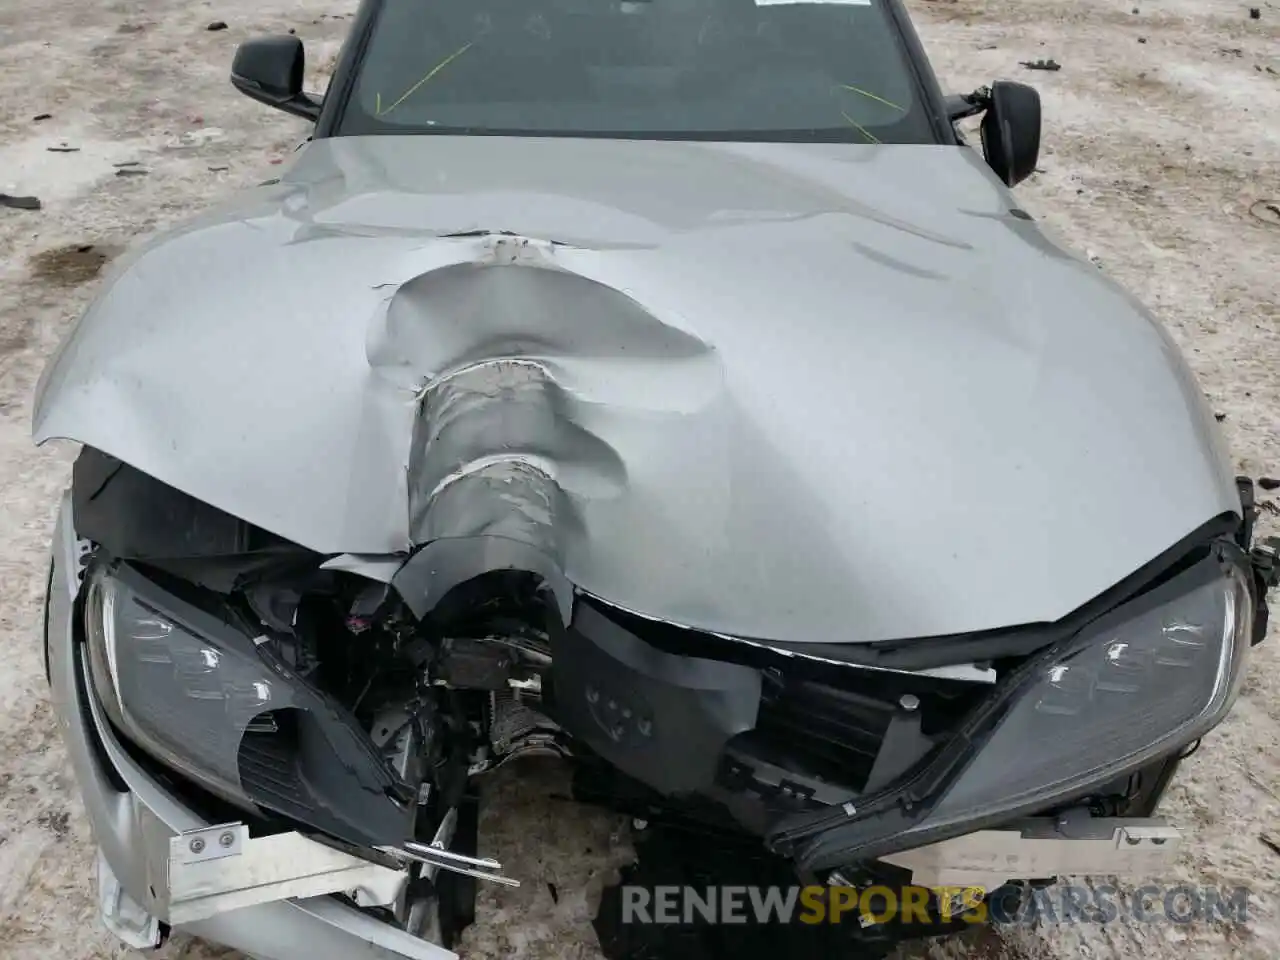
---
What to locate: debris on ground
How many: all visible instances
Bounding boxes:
[1250,200,1280,227]
[1262,834,1280,856]
[0,193,42,210]
[27,244,117,287]
[32,112,52,121]
[46,145,80,153]
[1021,58,1063,71]
[1259,477,1280,490]
[115,167,149,176]
[35,810,71,839]
[207,20,228,31]
[1249,7,1261,19]
[1215,412,1229,421]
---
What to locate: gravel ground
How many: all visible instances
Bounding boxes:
[1,1,1277,959]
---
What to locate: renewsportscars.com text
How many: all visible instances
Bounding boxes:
[620,884,1251,926]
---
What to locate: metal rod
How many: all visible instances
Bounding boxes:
[375,842,521,888]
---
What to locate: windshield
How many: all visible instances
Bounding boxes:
[340,0,938,143]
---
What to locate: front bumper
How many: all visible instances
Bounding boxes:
[46,493,454,960]
[47,492,1183,957]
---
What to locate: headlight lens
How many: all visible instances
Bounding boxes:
[82,561,417,847]
[924,561,1253,829]
[84,565,278,809]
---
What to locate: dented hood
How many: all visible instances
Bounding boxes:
[32,136,1238,644]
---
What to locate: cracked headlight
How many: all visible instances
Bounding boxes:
[83,563,280,808]
[82,560,417,846]
[924,555,1253,829]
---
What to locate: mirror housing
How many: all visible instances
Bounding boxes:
[231,36,322,122]
[979,81,1041,187]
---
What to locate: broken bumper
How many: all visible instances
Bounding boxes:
[47,487,1186,956]
[46,494,453,960]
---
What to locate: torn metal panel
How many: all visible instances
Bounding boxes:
[33,136,1238,645]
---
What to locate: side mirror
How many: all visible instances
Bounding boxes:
[979,81,1041,187]
[231,36,322,122]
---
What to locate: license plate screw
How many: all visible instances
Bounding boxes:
[219,831,236,848]
[189,837,206,854]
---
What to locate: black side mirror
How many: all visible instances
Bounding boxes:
[979,81,1041,187]
[231,36,322,122]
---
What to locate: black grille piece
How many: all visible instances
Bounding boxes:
[748,677,896,784]
[237,709,316,814]
[729,668,988,795]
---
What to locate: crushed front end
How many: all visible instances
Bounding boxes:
[33,217,1278,957]
[44,437,1277,957]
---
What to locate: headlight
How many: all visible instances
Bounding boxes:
[82,561,416,846]
[84,564,278,809]
[923,557,1253,830]
[779,548,1256,869]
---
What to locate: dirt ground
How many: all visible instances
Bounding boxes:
[1,0,1278,958]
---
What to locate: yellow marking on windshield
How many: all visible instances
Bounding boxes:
[841,110,881,144]
[377,41,475,117]
[837,84,904,112]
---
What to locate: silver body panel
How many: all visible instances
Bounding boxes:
[878,819,1181,893]
[32,136,1237,644]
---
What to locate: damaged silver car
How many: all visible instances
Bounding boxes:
[34,0,1279,958]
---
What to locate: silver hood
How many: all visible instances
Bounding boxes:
[32,136,1238,644]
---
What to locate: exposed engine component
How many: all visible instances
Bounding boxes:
[232,562,564,897]
[487,687,567,768]
[435,637,516,691]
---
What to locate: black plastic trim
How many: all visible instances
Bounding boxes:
[312,0,383,139]
[42,559,54,684]
[879,0,958,144]
[550,602,763,795]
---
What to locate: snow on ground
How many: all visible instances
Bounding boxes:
[0,0,1277,959]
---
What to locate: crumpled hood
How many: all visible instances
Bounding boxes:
[32,135,1238,644]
